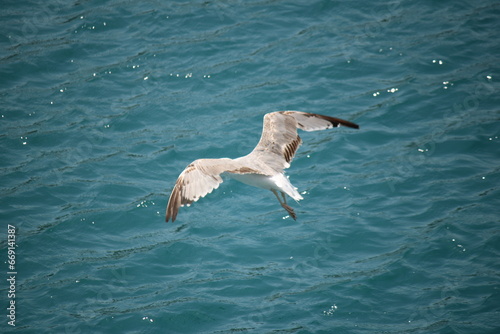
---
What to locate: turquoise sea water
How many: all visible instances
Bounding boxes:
[1,0,499,333]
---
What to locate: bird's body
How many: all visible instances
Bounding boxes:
[165,111,359,222]
[225,170,303,201]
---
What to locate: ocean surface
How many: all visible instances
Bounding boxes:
[1,1,499,333]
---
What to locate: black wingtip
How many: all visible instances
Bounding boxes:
[307,113,359,130]
[344,120,360,129]
[334,117,359,129]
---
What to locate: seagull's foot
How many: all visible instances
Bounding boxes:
[282,204,297,220]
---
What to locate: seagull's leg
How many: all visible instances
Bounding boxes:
[271,189,297,220]
[279,191,298,219]
[280,192,287,204]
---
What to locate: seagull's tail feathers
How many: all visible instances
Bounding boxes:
[270,173,303,202]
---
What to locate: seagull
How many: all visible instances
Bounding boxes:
[165,111,359,222]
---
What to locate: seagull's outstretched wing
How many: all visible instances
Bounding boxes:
[247,111,359,172]
[165,158,257,222]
